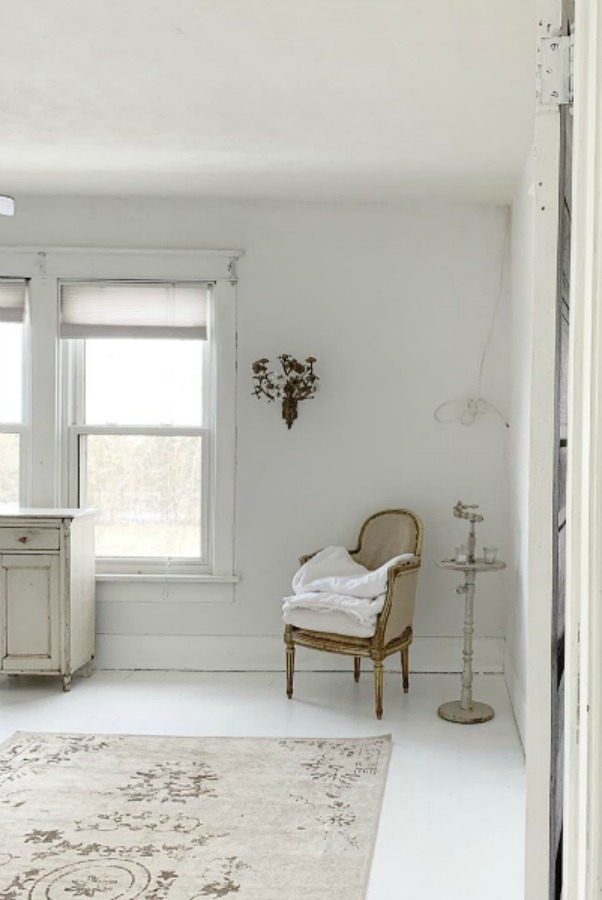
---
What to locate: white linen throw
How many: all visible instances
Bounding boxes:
[282,546,416,630]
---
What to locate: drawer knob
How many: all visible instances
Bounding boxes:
[18,536,28,544]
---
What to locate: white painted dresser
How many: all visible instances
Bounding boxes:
[0,509,96,691]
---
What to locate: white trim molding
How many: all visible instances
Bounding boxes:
[94,634,505,674]
[522,4,565,894]
[504,649,526,749]
[0,247,242,282]
[563,2,602,897]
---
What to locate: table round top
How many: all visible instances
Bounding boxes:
[437,558,507,573]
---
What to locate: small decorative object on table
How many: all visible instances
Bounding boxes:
[453,500,482,563]
[437,501,506,724]
[251,354,319,429]
[455,544,468,564]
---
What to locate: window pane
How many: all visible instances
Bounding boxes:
[0,323,22,423]
[82,434,202,558]
[85,339,203,426]
[0,433,20,505]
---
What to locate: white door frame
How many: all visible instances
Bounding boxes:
[563,0,602,896]
[524,4,565,898]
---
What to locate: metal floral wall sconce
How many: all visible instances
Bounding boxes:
[252,354,319,429]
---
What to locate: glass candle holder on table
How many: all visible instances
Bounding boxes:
[455,545,468,564]
[483,547,498,564]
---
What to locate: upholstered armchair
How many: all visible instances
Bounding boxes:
[284,509,423,719]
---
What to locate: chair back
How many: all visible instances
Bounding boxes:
[352,509,423,570]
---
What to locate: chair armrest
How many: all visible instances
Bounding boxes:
[377,557,421,645]
[386,557,421,585]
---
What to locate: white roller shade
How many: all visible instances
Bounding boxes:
[0,280,26,323]
[60,282,210,339]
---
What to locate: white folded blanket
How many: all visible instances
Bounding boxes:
[283,546,416,630]
[291,546,414,598]
[283,590,388,629]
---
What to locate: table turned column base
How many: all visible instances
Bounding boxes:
[437,699,494,724]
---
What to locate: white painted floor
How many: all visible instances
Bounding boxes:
[0,670,524,900]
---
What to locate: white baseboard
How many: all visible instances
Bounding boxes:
[95,633,504,674]
[504,649,526,747]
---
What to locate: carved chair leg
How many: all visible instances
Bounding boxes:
[374,660,384,720]
[286,646,295,699]
[284,626,295,699]
[354,657,361,683]
[401,646,410,694]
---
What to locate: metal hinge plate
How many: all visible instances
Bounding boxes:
[227,257,238,284]
[539,34,573,106]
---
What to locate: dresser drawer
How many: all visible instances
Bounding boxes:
[0,527,60,552]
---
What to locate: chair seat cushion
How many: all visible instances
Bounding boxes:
[282,607,376,638]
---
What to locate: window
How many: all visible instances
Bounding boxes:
[0,247,238,584]
[61,281,212,574]
[0,280,26,506]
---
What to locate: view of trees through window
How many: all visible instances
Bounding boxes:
[84,434,202,558]
[0,433,19,506]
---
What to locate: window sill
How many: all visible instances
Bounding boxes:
[95,573,240,584]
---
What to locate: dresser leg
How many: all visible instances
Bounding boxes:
[62,674,72,692]
[82,660,94,678]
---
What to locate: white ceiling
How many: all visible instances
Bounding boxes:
[0,0,535,203]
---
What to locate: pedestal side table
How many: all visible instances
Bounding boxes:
[437,558,506,724]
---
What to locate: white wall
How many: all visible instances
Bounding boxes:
[506,160,535,744]
[0,197,511,670]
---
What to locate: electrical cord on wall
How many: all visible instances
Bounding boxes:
[434,397,509,428]
[433,217,511,430]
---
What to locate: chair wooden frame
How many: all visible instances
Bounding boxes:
[284,508,423,719]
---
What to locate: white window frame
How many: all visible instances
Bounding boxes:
[63,319,211,577]
[0,247,241,583]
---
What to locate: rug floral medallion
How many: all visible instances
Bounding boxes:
[0,732,391,900]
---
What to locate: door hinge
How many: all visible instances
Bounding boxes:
[227,257,238,284]
[538,34,573,106]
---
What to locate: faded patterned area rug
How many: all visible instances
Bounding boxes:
[0,732,391,900]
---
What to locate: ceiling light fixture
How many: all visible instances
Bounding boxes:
[0,195,15,216]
